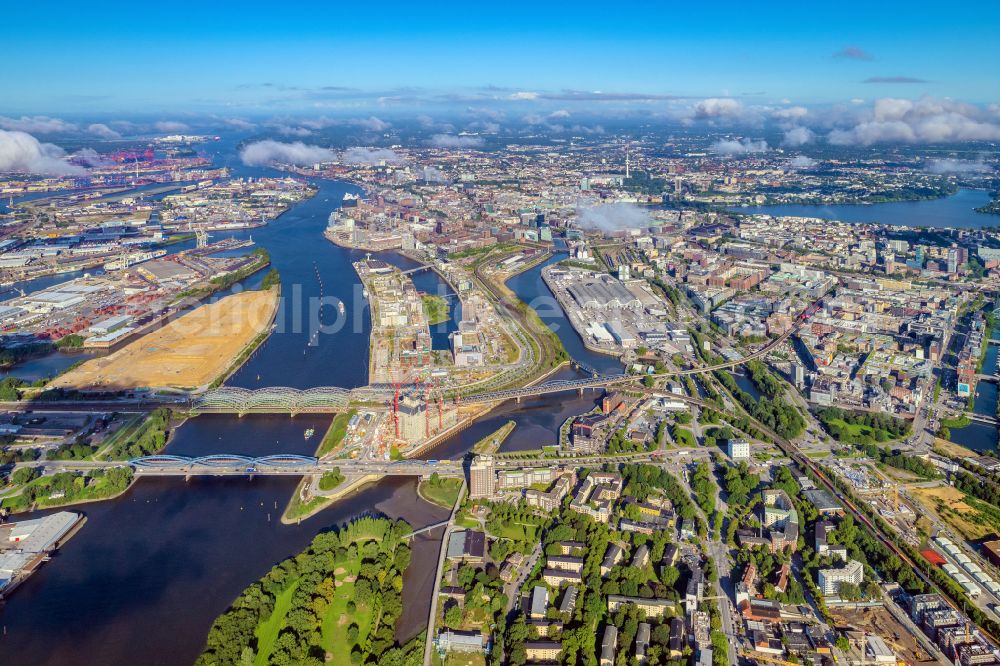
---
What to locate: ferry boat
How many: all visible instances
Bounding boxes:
[304,428,315,440]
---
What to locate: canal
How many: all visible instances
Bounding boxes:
[950,327,1000,453]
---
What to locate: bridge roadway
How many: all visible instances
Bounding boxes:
[23,450,670,477]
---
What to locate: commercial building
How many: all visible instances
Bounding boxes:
[817,559,864,596]
[726,438,750,460]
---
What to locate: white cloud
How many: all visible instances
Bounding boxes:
[509,91,539,100]
[828,97,1000,145]
[155,120,190,132]
[788,155,818,169]
[923,158,993,175]
[0,115,77,133]
[340,146,404,165]
[694,98,743,120]
[239,140,337,166]
[0,130,87,175]
[782,127,815,146]
[850,98,866,105]
[352,116,389,132]
[87,123,122,140]
[428,134,484,148]
[772,106,809,120]
[709,138,769,155]
[223,118,256,131]
[276,125,312,137]
[549,109,571,119]
[576,202,650,232]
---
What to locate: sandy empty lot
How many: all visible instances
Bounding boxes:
[53,289,278,391]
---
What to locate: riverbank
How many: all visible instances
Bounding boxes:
[280,473,383,524]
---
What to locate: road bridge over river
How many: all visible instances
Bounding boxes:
[23,450,670,477]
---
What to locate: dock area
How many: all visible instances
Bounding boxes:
[0,511,85,599]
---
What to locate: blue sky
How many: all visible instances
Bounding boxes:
[2,0,998,113]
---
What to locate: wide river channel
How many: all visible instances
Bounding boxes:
[0,157,621,664]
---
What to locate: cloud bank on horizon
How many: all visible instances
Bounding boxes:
[0,130,86,175]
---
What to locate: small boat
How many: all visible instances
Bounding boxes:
[338,301,345,314]
[304,428,315,440]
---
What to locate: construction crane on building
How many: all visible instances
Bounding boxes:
[870,464,901,512]
[195,228,209,249]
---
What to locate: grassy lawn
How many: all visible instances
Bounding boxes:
[253,580,301,666]
[283,480,332,521]
[94,414,145,458]
[471,420,516,455]
[251,548,380,665]
[822,417,905,443]
[672,427,696,448]
[434,652,487,666]
[317,409,357,457]
[494,523,537,542]
[420,477,463,509]
[422,294,451,325]
[322,561,374,662]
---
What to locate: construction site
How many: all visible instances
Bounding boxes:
[49,286,279,391]
[831,606,938,665]
[353,257,433,385]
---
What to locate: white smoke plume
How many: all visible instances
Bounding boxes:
[788,156,818,169]
[0,130,87,175]
[428,134,484,148]
[923,158,993,175]
[709,138,769,155]
[782,127,815,146]
[340,147,403,165]
[239,140,337,166]
[421,166,448,183]
[576,202,650,232]
[73,147,112,167]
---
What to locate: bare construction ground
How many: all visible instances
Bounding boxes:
[52,288,278,391]
[831,606,938,664]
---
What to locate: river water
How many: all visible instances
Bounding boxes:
[735,188,995,229]
[950,327,1000,452]
[0,158,620,663]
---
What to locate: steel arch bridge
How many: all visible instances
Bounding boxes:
[131,454,319,468]
[191,386,354,415]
